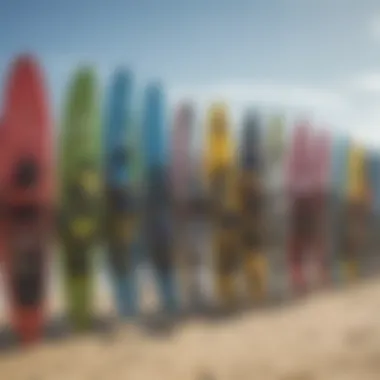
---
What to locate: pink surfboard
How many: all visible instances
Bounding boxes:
[286,120,315,293]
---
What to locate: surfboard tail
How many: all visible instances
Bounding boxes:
[215,275,236,307]
[12,307,44,344]
[287,236,307,292]
[65,275,93,330]
[156,271,178,313]
[244,251,268,300]
[341,259,359,283]
[111,273,138,318]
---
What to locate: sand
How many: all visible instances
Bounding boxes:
[0,277,380,380]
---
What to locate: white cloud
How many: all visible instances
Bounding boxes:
[166,79,380,148]
[369,14,380,42]
[335,107,380,147]
[166,81,355,144]
[167,82,349,135]
[350,72,380,92]
[350,127,380,148]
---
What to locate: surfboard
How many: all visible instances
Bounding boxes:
[341,143,370,282]
[263,114,286,297]
[0,118,5,263]
[366,150,380,276]
[103,68,138,318]
[59,66,101,330]
[187,125,213,312]
[264,114,286,249]
[238,110,267,301]
[205,103,239,308]
[142,82,177,313]
[170,101,195,311]
[286,121,314,294]
[329,134,350,284]
[309,129,331,288]
[1,54,54,343]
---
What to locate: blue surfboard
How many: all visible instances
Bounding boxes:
[103,68,139,317]
[142,82,177,313]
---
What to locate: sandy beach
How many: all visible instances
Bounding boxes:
[0,274,379,380]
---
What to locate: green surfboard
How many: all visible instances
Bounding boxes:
[59,67,102,330]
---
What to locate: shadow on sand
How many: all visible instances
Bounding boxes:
[1,268,379,353]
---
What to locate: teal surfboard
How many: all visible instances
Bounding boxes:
[103,68,139,318]
[142,82,178,313]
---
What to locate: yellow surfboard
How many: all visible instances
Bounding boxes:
[204,103,240,307]
[343,144,370,282]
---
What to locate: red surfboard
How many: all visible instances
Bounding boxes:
[1,54,54,343]
[0,118,5,261]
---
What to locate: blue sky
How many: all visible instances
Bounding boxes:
[1,0,380,144]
